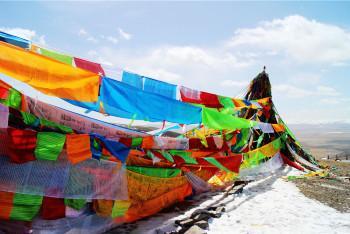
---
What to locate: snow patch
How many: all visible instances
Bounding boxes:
[208,168,350,234]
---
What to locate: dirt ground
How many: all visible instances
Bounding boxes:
[291,160,350,213]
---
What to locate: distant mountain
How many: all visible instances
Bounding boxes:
[288,122,350,158]
[289,122,350,133]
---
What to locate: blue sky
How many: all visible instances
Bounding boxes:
[1,1,350,124]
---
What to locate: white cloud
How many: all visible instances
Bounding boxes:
[87,36,98,43]
[227,15,350,64]
[0,27,47,45]
[320,98,340,105]
[118,28,132,40]
[145,46,251,70]
[87,51,113,66]
[316,86,340,97]
[88,44,253,92]
[140,68,182,82]
[332,61,348,67]
[38,35,46,45]
[78,28,98,43]
[289,73,321,86]
[274,84,312,98]
[106,36,118,44]
[220,80,248,88]
[78,28,88,36]
[274,84,340,98]
[281,105,350,124]
[96,57,113,67]
[79,28,126,44]
[87,50,98,57]
[0,27,36,40]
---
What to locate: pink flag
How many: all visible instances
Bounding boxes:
[74,57,105,76]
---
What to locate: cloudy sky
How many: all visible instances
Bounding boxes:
[1,1,350,124]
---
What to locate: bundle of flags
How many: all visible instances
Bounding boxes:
[0,31,319,232]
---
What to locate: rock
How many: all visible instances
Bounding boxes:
[190,208,223,219]
[207,206,217,211]
[192,212,211,221]
[156,229,178,234]
[235,187,244,194]
[190,209,210,218]
[228,184,246,195]
[234,180,247,186]
[194,220,209,229]
[184,225,206,234]
[175,218,196,227]
[215,206,226,214]
[208,210,221,218]
[207,204,224,211]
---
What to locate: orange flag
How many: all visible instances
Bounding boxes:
[66,134,92,164]
[0,42,99,102]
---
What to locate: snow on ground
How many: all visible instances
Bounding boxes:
[208,168,350,234]
[127,167,350,234]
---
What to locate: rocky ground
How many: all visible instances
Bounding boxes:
[291,160,350,213]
